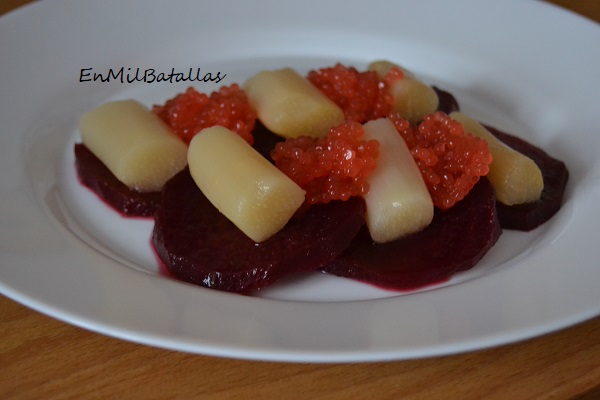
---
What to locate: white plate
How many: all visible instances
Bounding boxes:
[1,0,599,363]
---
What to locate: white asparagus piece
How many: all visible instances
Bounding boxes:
[362,118,434,243]
[243,68,345,139]
[187,126,306,243]
[368,60,439,124]
[450,112,544,205]
[79,99,188,192]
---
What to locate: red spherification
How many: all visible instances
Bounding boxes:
[152,87,209,143]
[307,63,393,123]
[152,84,256,145]
[389,111,492,210]
[383,66,405,84]
[271,122,379,204]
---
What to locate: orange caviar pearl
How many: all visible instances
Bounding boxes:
[152,84,256,145]
[383,66,405,84]
[307,63,393,123]
[271,122,379,204]
[389,111,492,210]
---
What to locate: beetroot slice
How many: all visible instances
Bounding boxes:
[433,86,460,114]
[74,143,161,217]
[152,169,366,293]
[322,178,501,291]
[251,120,284,162]
[486,126,569,231]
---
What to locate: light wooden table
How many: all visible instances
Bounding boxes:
[1,1,599,399]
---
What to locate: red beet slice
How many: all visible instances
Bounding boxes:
[151,169,367,293]
[486,126,569,231]
[74,143,161,217]
[251,120,285,162]
[433,86,460,114]
[322,177,502,291]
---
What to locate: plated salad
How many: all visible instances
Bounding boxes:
[74,61,569,294]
